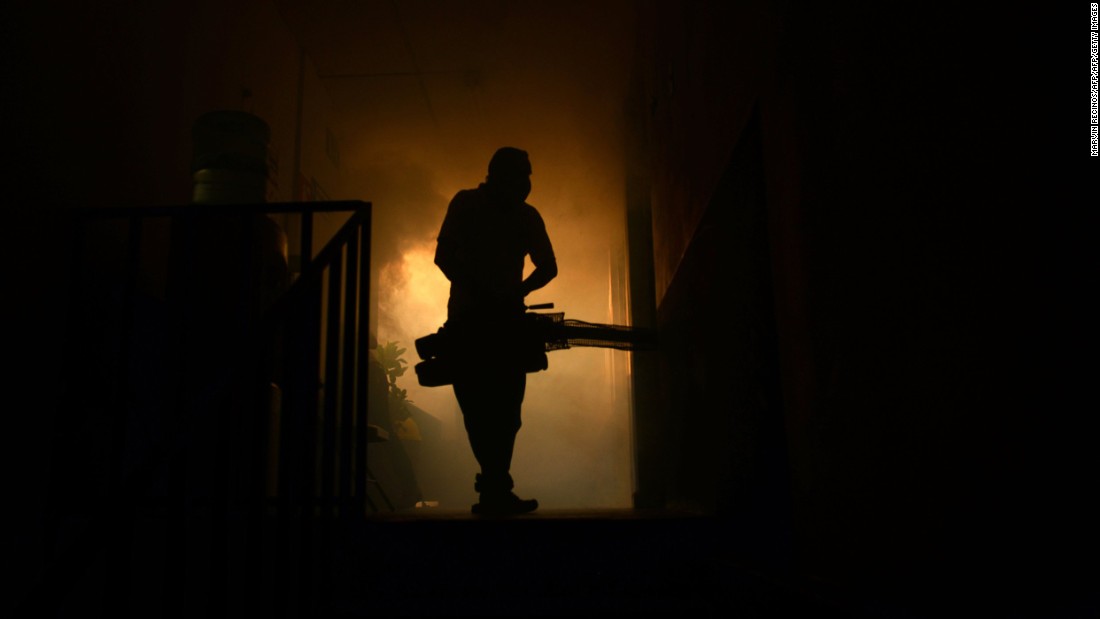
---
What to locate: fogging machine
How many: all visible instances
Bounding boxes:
[413,303,656,387]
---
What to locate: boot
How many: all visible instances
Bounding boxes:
[472,473,538,516]
[472,492,538,516]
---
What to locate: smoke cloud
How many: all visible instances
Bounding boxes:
[334,2,637,509]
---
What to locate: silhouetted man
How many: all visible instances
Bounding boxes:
[434,147,557,515]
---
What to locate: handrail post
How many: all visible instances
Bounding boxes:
[355,216,372,515]
[102,214,144,617]
[301,210,313,273]
[340,231,359,516]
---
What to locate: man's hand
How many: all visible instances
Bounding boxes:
[523,260,558,297]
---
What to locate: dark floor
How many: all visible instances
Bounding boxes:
[21,505,1096,617]
[325,508,854,618]
[319,507,1100,618]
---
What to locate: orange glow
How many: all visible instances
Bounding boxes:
[377,242,449,347]
[346,7,637,505]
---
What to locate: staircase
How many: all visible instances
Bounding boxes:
[26,200,384,617]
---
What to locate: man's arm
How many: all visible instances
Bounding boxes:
[434,235,462,283]
[521,209,557,297]
[434,194,469,284]
[521,259,557,296]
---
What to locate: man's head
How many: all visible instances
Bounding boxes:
[486,147,532,205]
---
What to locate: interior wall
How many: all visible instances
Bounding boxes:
[653,106,793,571]
[628,0,787,516]
[630,0,1089,607]
[4,0,352,598]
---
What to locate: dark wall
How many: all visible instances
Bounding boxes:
[653,106,793,572]
[2,4,348,608]
[631,0,1092,611]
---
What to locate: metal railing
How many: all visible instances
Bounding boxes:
[26,200,374,617]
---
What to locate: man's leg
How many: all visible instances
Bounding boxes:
[453,369,536,514]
